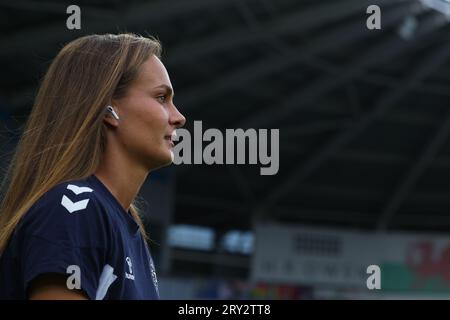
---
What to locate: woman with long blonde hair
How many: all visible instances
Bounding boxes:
[0,33,185,299]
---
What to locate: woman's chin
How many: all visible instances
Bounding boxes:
[158,150,175,167]
[143,150,174,171]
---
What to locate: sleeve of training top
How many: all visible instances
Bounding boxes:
[18,182,112,300]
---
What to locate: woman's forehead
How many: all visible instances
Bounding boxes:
[137,55,171,87]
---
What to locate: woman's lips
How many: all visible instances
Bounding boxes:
[164,131,177,148]
[164,136,174,147]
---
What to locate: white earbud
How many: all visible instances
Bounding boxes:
[106,105,120,120]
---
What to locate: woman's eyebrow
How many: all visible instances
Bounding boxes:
[153,84,174,96]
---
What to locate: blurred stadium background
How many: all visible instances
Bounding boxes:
[2,0,450,299]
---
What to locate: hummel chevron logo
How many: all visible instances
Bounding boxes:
[61,195,90,213]
[60,184,93,213]
[67,184,93,195]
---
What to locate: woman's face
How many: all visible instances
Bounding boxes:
[112,55,186,170]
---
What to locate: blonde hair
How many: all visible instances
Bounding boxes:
[0,33,162,254]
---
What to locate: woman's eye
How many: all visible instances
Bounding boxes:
[157,95,166,103]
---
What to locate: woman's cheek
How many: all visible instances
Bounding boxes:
[150,106,169,126]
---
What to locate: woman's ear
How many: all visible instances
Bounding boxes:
[103,105,120,127]
[106,106,120,120]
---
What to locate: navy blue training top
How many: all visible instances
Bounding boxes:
[0,175,159,300]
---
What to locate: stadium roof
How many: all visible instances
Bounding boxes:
[2,0,450,233]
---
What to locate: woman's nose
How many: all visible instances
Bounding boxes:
[170,105,186,128]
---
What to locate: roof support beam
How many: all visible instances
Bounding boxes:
[377,111,450,230]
